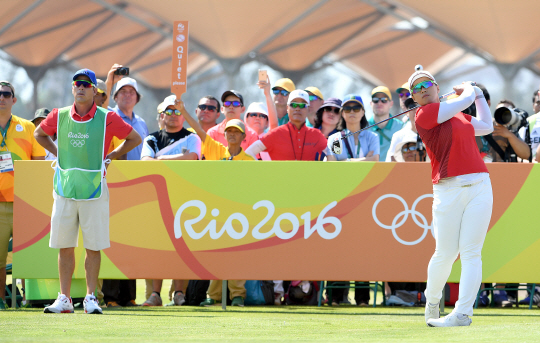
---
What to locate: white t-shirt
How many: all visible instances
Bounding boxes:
[385,122,420,162]
[519,112,540,159]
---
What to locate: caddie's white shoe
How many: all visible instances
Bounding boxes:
[427,311,472,327]
[425,302,439,325]
[44,293,74,313]
[83,293,103,314]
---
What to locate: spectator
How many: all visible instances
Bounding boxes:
[521,90,540,161]
[35,69,141,314]
[94,79,107,107]
[367,86,404,160]
[314,98,341,139]
[386,95,425,162]
[246,90,327,161]
[326,95,379,162]
[0,81,45,310]
[206,90,258,153]
[195,96,221,132]
[305,87,324,127]
[396,83,412,114]
[32,108,56,161]
[272,78,295,126]
[393,139,424,162]
[244,102,269,135]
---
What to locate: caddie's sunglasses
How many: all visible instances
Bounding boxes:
[0,91,13,98]
[402,145,418,153]
[399,92,411,98]
[342,105,363,113]
[198,104,217,112]
[372,97,388,104]
[272,89,290,97]
[290,102,308,109]
[224,101,242,108]
[72,80,94,88]
[162,109,181,116]
[412,80,437,94]
[309,95,320,101]
[324,107,340,114]
[247,113,268,119]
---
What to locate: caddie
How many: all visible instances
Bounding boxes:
[34,69,142,314]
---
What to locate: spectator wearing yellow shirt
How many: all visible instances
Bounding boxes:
[177,100,254,161]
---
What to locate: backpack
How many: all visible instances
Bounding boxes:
[245,281,275,305]
[185,280,210,306]
[286,281,319,305]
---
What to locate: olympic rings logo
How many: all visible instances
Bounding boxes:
[71,139,85,148]
[372,194,434,246]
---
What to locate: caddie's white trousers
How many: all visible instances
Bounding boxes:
[425,173,493,316]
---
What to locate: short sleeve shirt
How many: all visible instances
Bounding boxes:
[260,122,327,161]
[40,103,133,160]
[326,129,380,161]
[367,116,403,161]
[109,105,149,161]
[0,115,46,202]
[415,102,488,184]
[202,135,254,161]
[207,119,259,151]
[141,128,201,159]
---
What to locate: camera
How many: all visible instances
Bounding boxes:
[114,67,129,76]
[494,106,528,132]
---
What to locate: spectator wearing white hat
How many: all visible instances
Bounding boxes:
[244,102,269,135]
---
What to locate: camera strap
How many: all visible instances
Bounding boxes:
[484,134,507,162]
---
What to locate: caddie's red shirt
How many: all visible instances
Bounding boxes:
[415,102,488,184]
[40,103,133,159]
[260,122,327,161]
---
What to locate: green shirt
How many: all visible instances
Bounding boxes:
[367,116,404,161]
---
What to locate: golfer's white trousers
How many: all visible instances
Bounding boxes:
[425,173,493,316]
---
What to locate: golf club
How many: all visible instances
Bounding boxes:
[331,85,476,154]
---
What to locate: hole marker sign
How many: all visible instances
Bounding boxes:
[171,21,189,98]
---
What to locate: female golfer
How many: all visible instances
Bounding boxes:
[409,70,493,327]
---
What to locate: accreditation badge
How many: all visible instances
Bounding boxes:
[0,150,14,173]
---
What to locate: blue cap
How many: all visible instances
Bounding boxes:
[341,94,364,108]
[73,69,97,86]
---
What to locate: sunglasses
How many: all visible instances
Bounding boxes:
[309,95,320,101]
[399,92,411,98]
[247,113,268,119]
[402,145,418,153]
[412,80,437,94]
[323,107,340,114]
[162,109,181,116]
[289,102,308,109]
[342,105,363,113]
[223,101,242,108]
[372,97,388,104]
[198,104,217,112]
[0,91,13,98]
[272,89,290,97]
[72,80,94,88]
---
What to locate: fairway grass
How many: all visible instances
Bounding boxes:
[2,305,540,342]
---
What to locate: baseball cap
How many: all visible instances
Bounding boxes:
[408,70,436,91]
[0,81,15,97]
[396,82,410,94]
[73,69,97,86]
[341,94,364,108]
[157,95,176,113]
[305,86,324,100]
[221,90,244,105]
[32,108,50,123]
[225,119,245,133]
[319,98,342,111]
[371,86,392,101]
[114,77,142,101]
[96,79,107,94]
[273,78,295,93]
[287,90,310,105]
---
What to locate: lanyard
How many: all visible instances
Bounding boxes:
[0,116,12,149]
[346,131,361,158]
[287,124,306,161]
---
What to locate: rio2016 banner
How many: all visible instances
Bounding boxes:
[13,161,540,282]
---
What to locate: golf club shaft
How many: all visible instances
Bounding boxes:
[339,90,458,141]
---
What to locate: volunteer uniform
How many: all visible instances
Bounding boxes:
[519,112,540,159]
[201,135,253,161]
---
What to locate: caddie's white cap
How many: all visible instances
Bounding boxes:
[114,77,142,102]
[408,70,436,91]
[287,89,310,106]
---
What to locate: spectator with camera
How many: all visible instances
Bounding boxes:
[367,86,404,161]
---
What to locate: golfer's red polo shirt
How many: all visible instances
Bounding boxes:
[40,102,133,159]
[260,122,327,161]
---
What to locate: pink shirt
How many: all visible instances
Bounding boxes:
[207,118,259,151]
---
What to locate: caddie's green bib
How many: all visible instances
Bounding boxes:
[53,106,107,200]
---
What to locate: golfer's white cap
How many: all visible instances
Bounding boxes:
[408,70,436,91]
